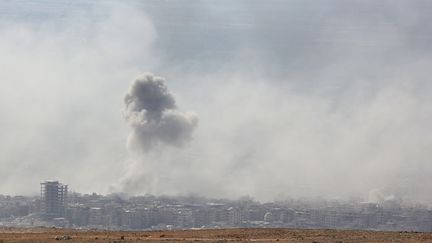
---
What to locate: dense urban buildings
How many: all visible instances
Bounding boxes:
[0,182,432,232]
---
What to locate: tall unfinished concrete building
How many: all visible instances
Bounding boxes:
[40,180,68,219]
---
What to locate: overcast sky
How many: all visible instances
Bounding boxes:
[1,0,432,203]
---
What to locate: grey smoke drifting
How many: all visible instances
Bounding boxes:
[3,0,432,204]
[124,73,198,152]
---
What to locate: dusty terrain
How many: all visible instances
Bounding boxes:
[1,227,432,242]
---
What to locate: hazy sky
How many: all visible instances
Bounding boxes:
[1,0,432,203]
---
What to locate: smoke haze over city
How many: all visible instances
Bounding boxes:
[1,0,432,203]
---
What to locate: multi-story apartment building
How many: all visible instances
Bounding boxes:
[40,180,68,219]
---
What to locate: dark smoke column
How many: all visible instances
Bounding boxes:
[124,73,198,152]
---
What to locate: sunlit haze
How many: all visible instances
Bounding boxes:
[1,0,432,204]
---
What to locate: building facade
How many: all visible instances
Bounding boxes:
[40,180,68,219]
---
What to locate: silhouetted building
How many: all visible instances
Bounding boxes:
[40,180,68,219]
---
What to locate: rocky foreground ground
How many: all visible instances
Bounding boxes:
[1,227,432,242]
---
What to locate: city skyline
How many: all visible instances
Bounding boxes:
[1,180,432,232]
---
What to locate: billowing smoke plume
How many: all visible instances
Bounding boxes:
[124,73,198,152]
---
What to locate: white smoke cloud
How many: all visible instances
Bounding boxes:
[2,0,432,204]
[0,2,157,195]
